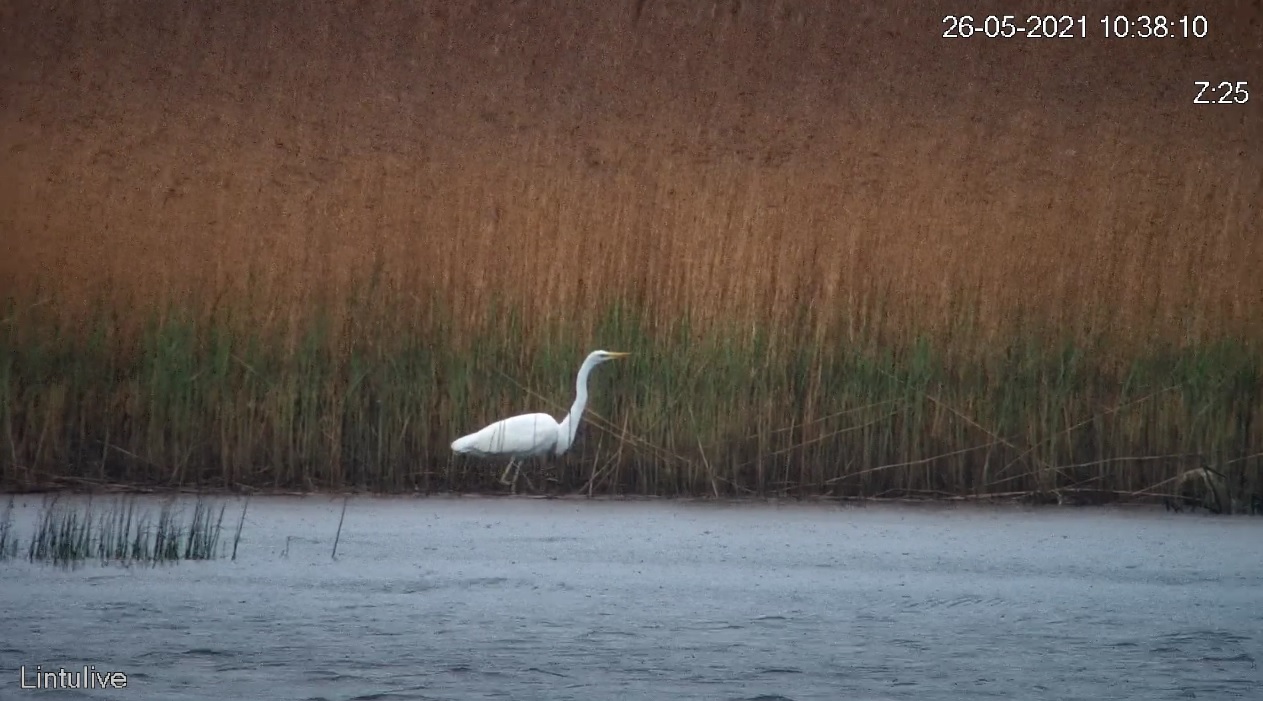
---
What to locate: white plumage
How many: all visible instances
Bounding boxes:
[451,350,629,486]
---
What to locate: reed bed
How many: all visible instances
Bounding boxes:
[2,293,1260,507]
[1,1,1260,504]
[5,496,230,567]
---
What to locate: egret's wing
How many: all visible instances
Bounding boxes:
[451,413,560,457]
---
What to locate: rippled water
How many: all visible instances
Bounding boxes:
[2,496,1261,700]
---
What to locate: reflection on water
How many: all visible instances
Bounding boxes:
[2,496,1261,700]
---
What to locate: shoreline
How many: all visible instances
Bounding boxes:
[0,480,1225,512]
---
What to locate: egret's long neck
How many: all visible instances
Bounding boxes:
[556,356,599,453]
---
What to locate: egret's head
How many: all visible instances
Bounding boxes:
[591,350,630,363]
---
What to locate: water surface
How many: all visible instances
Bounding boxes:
[2,496,1260,700]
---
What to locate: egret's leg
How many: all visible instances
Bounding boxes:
[499,457,519,486]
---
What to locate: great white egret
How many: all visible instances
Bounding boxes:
[450,350,630,488]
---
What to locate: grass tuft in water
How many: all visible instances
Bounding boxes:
[13,496,231,567]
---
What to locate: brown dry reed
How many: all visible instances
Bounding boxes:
[1,1,1261,504]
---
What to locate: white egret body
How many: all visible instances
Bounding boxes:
[451,350,629,486]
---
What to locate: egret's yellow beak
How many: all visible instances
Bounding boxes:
[606,352,631,359]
